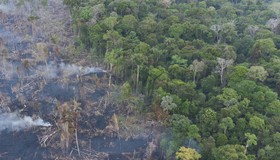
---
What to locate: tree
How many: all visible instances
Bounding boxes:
[220,105,241,119]
[250,38,276,62]
[228,65,249,83]
[101,16,118,30]
[266,19,280,34]
[170,114,191,135]
[212,144,248,160]
[132,42,150,92]
[216,88,239,108]
[138,15,157,40]
[219,117,235,134]
[167,79,196,101]
[171,55,187,66]
[233,35,254,58]
[79,7,92,22]
[244,133,257,154]
[199,108,217,135]
[246,26,259,39]
[210,24,222,43]
[176,147,201,160]
[216,57,234,85]
[221,20,237,43]
[258,145,274,160]
[187,124,201,147]
[230,80,278,113]
[160,114,192,158]
[220,45,237,61]
[108,0,137,16]
[266,100,280,116]
[118,15,137,34]
[91,4,105,21]
[147,66,170,99]
[235,118,248,137]
[189,59,205,83]
[248,66,268,82]
[63,0,81,10]
[249,116,265,131]
[218,4,237,19]
[169,23,185,39]
[160,95,177,113]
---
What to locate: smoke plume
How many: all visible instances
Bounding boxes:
[0,59,106,80]
[0,112,51,131]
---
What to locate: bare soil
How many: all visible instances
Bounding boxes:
[0,1,162,159]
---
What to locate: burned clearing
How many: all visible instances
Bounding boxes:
[0,0,161,159]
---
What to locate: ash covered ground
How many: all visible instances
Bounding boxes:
[0,0,161,160]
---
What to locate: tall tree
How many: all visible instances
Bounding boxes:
[216,57,234,85]
[250,38,276,62]
[219,117,235,134]
[249,116,265,131]
[210,24,222,43]
[244,133,257,154]
[189,59,205,83]
[247,66,268,82]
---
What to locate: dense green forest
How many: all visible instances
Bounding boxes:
[63,0,280,159]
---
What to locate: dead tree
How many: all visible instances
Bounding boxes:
[57,99,81,155]
[266,18,280,34]
[216,57,234,85]
[247,26,259,38]
[210,24,222,44]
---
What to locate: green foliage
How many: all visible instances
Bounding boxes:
[228,65,249,83]
[216,133,228,146]
[245,133,257,147]
[249,116,265,131]
[160,95,177,112]
[170,114,191,136]
[120,81,132,98]
[266,100,280,116]
[219,117,235,134]
[169,23,185,39]
[79,8,92,22]
[250,38,277,62]
[176,147,201,160]
[101,16,118,30]
[212,145,248,160]
[216,88,239,107]
[63,0,280,159]
[118,15,137,34]
[160,114,192,158]
[244,132,257,155]
[27,15,39,22]
[248,66,268,82]
[63,0,80,9]
[171,55,187,66]
[199,108,217,136]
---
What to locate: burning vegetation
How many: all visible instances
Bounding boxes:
[0,0,161,160]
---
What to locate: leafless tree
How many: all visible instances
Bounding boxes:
[247,25,259,38]
[266,18,280,33]
[210,24,222,44]
[216,57,234,85]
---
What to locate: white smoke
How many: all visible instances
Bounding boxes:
[58,62,106,77]
[0,59,106,80]
[0,112,51,131]
[0,3,14,14]
[36,62,106,79]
